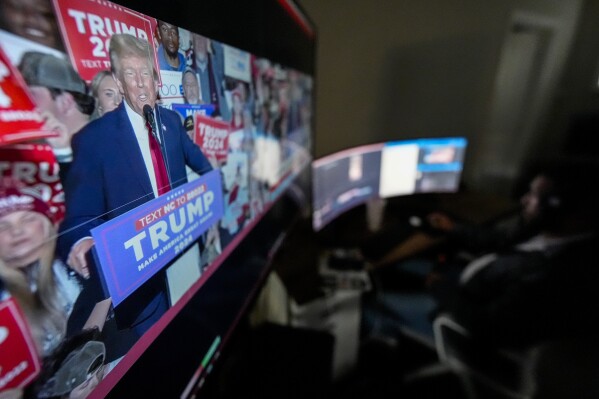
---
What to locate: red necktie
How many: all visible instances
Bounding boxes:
[147,122,171,196]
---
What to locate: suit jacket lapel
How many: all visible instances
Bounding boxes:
[114,104,154,196]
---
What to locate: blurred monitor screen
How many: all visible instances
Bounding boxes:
[312,137,467,231]
[380,137,467,197]
[312,144,383,231]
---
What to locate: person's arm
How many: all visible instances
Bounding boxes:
[365,212,454,271]
[57,127,107,265]
[428,212,515,253]
[67,237,95,279]
[82,298,112,331]
[366,232,445,271]
[427,212,456,232]
[447,223,513,253]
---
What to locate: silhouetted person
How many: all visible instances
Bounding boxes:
[441,160,599,348]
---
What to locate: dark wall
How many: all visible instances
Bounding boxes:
[536,0,599,162]
[299,0,584,195]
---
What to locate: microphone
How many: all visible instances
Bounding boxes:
[143,104,157,137]
[184,115,194,132]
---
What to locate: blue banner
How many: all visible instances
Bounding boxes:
[171,103,216,119]
[91,170,224,306]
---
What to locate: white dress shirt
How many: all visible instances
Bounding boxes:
[124,101,159,197]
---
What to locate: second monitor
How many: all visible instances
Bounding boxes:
[312,137,468,231]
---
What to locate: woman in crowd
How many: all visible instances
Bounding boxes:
[230,90,244,130]
[89,71,122,120]
[0,183,81,357]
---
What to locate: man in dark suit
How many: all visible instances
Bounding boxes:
[58,33,212,335]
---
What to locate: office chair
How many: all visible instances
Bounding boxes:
[432,313,535,399]
[432,313,599,399]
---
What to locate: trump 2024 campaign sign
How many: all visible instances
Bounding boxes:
[52,0,158,83]
[0,298,41,391]
[194,115,230,163]
[0,46,50,146]
[91,170,224,306]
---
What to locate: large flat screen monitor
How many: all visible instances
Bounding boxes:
[312,137,467,231]
[0,0,314,397]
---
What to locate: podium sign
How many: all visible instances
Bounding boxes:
[91,170,224,306]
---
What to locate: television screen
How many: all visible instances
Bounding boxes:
[312,138,467,231]
[0,0,314,397]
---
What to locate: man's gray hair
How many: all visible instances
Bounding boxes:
[109,33,157,79]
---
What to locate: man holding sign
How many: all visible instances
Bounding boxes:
[58,34,212,334]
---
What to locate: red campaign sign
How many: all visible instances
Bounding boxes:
[0,298,41,391]
[195,115,230,162]
[0,46,53,147]
[0,144,65,223]
[52,0,158,83]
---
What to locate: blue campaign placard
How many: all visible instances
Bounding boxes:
[91,170,224,306]
[171,103,216,119]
